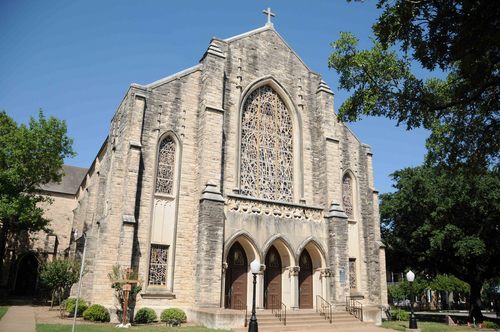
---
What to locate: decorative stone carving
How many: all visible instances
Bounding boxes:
[226,195,323,222]
[288,266,300,277]
[319,268,332,278]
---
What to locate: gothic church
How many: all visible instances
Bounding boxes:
[65,16,386,327]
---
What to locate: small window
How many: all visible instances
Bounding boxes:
[148,244,169,286]
[155,137,176,195]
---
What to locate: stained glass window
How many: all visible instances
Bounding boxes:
[343,174,353,218]
[156,137,176,194]
[240,85,293,202]
[349,258,357,289]
[148,244,169,286]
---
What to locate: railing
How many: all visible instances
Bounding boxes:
[225,295,248,327]
[346,296,363,321]
[316,295,333,323]
[270,295,287,326]
[234,298,248,327]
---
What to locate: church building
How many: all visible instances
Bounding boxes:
[67,13,387,327]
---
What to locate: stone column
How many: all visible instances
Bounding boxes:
[256,270,264,309]
[289,266,300,309]
[320,268,333,303]
[195,181,225,307]
[325,201,349,304]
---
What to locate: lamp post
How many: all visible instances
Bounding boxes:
[72,231,87,332]
[406,270,418,330]
[248,258,260,332]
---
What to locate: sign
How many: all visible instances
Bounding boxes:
[122,284,132,291]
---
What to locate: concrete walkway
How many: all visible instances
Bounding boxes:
[0,306,36,332]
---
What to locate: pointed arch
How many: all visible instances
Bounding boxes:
[147,130,182,291]
[262,234,295,267]
[236,76,304,202]
[342,169,358,220]
[295,237,327,267]
[224,231,261,263]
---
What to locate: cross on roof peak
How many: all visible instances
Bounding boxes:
[262,7,275,26]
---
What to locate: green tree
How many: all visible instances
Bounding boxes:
[328,0,499,169]
[0,110,74,278]
[40,258,80,307]
[380,166,500,322]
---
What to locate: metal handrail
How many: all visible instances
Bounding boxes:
[270,295,287,326]
[316,295,333,323]
[346,296,363,321]
[225,295,248,327]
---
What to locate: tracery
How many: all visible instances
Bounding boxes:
[343,174,353,218]
[240,85,293,202]
[155,137,176,195]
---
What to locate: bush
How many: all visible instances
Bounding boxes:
[482,321,499,329]
[83,304,110,322]
[65,298,88,316]
[390,308,409,321]
[134,307,157,324]
[160,308,187,323]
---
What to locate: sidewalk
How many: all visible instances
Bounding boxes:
[0,306,36,332]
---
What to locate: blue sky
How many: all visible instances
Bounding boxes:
[0,0,428,194]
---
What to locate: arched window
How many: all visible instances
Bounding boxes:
[240,85,293,202]
[148,135,178,289]
[342,174,353,218]
[155,137,176,195]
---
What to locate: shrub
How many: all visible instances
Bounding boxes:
[482,321,499,329]
[390,308,409,321]
[160,308,187,323]
[65,298,88,316]
[134,307,157,324]
[83,304,110,322]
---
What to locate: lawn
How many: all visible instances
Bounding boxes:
[37,324,231,332]
[0,306,8,320]
[382,320,496,331]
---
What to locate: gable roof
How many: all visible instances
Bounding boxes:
[40,165,88,195]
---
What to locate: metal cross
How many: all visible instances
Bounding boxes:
[262,7,275,25]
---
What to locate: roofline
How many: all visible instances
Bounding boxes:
[222,24,317,75]
[143,64,203,89]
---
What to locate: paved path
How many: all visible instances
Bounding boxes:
[0,306,36,332]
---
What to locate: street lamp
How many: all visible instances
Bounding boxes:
[406,270,418,330]
[248,258,260,332]
[72,231,87,332]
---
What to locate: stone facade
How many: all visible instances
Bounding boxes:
[63,22,387,325]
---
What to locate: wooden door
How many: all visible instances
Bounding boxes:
[299,249,313,308]
[225,243,247,309]
[264,245,282,309]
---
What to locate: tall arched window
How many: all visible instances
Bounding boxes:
[342,174,353,219]
[240,85,293,202]
[148,135,178,289]
[155,137,176,195]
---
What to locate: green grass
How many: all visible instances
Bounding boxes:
[37,324,231,332]
[381,320,495,331]
[0,306,8,320]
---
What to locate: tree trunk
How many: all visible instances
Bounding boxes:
[0,223,8,284]
[468,281,484,324]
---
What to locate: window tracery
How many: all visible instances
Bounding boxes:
[148,244,169,286]
[343,174,353,218]
[155,137,176,194]
[240,85,293,202]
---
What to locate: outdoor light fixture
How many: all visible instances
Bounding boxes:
[249,258,260,332]
[406,270,418,330]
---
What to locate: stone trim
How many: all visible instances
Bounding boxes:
[226,194,324,222]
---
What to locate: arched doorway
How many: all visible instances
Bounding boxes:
[15,253,39,296]
[299,249,313,308]
[225,242,248,309]
[264,245,282,308]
